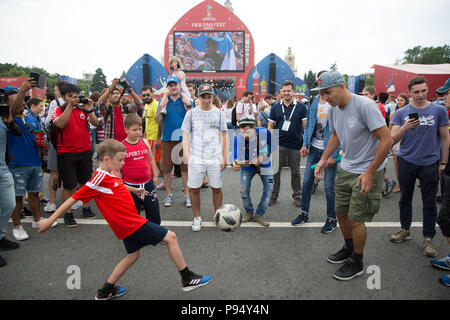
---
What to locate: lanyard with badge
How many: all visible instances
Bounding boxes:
[281,99,296,131]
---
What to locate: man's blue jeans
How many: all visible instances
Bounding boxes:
[301,146,337,220]
[240,169,274,216]
[0,171,16,240]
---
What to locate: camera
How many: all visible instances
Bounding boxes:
[76,94,89,104]
[0,88,10,118]
[119,78,129,87]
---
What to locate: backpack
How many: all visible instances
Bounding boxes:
[48,99,65,150]
[259,111,270,128]
[231,105,238,127]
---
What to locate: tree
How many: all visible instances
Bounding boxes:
[303,70,316,95]
[91,68,108,93]
[402,45,450,64]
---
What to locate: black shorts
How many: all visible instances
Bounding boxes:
[123,222,168,254]
[57,151,93,190]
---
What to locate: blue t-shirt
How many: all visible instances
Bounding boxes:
[391,103,449,166]
[160,97,187,142]
[268,100,307,150]
[7,115,42,166]
[233,127,272,172]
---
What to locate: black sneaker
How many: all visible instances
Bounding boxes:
[0,237,20,250]
[327,246,352,264]
[64,213,78,228]
[0,255,6,267]
[95,285,127,300]
[182,273,213,292]
[82,207,96,220]
[332,256,364,281]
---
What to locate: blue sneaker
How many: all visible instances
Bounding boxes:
[430,254,450,270]
[95,285,127,300]
[182,274,213,292]
[291,213,309,226]
[321,219,337,234]
[439,275,450,287]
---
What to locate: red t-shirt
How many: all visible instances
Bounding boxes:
[121,138,152,184]
[52,106,91,154]
[377,103,386,119]
[72,169,147,240]
[113,106,127,142]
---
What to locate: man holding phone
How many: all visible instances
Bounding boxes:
[390,76,450,258]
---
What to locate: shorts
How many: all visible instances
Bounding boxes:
[160,141,188,174]
[123,222,168,254]
[47,142,58,172]
[334,166,384,222]
[148,139,161,163]
[188,161,223,189]
[57,151,93,190]
[8,165,43,197]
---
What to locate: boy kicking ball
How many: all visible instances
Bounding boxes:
[39,139,212,299]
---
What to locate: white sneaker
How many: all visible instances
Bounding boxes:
[12,225,29,241]
[192,217,202,232]
[164,194,173,207]
[32,218,58,229]
[71,200,83,210]
[44,203,56,212]
[184,195,192,208]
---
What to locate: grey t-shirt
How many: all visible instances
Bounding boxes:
[181,106,228,164]
[328,94,387,174]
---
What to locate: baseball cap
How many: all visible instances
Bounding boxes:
[197,83,215,96]
[167,76,180,85]
[435,78,450,94]
[3,86,19,99]
[238,116,256,127]
[310,71,345,91]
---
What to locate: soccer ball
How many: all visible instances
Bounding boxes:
[214,204,242,232]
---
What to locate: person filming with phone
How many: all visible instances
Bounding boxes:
[390,76,450,258]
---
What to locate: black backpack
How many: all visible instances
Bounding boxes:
[48,99,65,150]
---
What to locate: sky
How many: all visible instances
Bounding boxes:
[1,0,449,82]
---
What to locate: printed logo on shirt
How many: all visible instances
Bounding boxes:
[347,117,357,128]
[80,113,85,120]
[403,115,435,126]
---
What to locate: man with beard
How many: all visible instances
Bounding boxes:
[99,78,143,142]
[142,86,161,173]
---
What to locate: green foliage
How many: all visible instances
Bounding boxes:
[303,70,317,97]
[402,45,450,64]
[91,68,108,93]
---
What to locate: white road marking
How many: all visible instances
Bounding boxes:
[16,218,424,228]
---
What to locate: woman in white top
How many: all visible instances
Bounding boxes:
[222,98,235,129]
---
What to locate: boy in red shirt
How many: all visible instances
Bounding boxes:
[39,139,213,299]
[121,114,160,224]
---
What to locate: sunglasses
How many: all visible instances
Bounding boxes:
[239,124,255,129]
[142,94,152,97]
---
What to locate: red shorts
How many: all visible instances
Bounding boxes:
[148,140,161,163]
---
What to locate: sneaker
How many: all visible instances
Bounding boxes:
[321,219,337,234]
[327,246,352,264]
[71,200,83,210]
[0,255,6,267]
[253,215,270,227]
[43,203,56,213]
[82,207,96,220]
[12,225,29,241]
[95,285,127,300]
[192,217,202,232]
[382,178,396,197]
[0,237,20,250]
[163,194,173,207]
[332,256,364,281]
[184,195,192,208]
[22,206,33,217]
[242,213,253,223]
[32,218,58,229]
[430,254,450,270]
[268,197,277,206]
[156,182,166,190]
[390,229,411,243]
[40,197,49,205]
[182,273,213,292]
[423,238,437,258]
[64,213,78,228]
[291,213,309,226]
[439,275,450,287]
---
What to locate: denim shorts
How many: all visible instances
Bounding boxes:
[123,222,168,254]
[8,165,43,196]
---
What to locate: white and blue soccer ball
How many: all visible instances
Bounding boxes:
[214,204,242,232]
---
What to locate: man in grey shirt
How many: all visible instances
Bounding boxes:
[314,71,392,281]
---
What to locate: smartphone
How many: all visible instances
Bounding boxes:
[29,72,46,90]
[29,72,39,86]
[408,113,419,120]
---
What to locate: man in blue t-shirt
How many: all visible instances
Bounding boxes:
[390,76,450,258]
[232,117,273,226]
[267,80,307,207]
[155,76,192,208]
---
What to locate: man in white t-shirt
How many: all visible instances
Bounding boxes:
[182,83,228,232]
[236,90,257,121]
